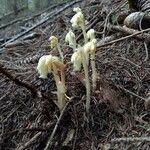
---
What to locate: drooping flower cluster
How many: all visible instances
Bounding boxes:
[65,7,97,113]
[37,54,66,111]
[49,36,64,62]
[36,7,97,114]
[65,30,76,51]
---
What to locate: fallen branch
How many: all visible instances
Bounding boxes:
[4,40,31,48]
[0,18,22,30]
[0,63,57,108]
[4,33,41,48]
[44,97,72,150]
[0,37,11,44]
[0,1,69,30]
[108,24,150,42]
[111,137,150,142]
[1,128,49,146]
[0,64,37,96]
[2,127,50,140]
[97,27,150,50]
[1,0,82,48]
[22,32,41,40]
[145,92,150,110]
[17,132,42,150]
[118,85,146,101]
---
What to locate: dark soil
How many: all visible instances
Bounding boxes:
[0,0,150,150]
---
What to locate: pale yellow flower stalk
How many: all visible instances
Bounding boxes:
[83,42,91,65]
[37,55,66,111]
[73,7,82,13]
[87,29,95,41]
[70,7,88,43]
[71,46,91,113]
[65,30,77,51]
[37,55,50,79]
[90,39,97,91]
[71,49,82,71]
[49,36,64,62]
[86,29,97,90]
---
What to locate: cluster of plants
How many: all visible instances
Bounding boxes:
[37,7,97,113]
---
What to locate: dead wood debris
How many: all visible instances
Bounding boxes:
[0,0,82,48]
[0,0,150,149]
[111,137,150,142]
[128,0,150,12]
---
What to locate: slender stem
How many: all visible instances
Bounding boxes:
[53,66,60,88]
[60,69,66,111]
[60,70,65,88]
[57,90,65,111]
[57,44,64,62]
[72,41,77,52]
[82,55,91,113]
[91,52,97,91]
[81,23,88,44]
[52,65,64,111]
[84,51,89,66]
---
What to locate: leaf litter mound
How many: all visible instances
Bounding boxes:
[0,0,150,149]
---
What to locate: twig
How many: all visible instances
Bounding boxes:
[1,128,51,147]
[118,57,141,68]
[17,132,42,150]
[4,40,31,48]
[0,18,22,30]
[118,85,146,101]
[102,10,113,38]
[0,63,37,96]
[2,105,22,122]
[44,97,72,150]
[111,137,150,142]
[108,24,150,42]
[143,42,149,61]
[2,127,50,139]
[97,27,150,50]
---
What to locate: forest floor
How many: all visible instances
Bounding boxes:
[0,0,150,149]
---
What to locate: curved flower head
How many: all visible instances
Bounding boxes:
[49,36,64,62]
[71,49,82,71]
[49,36,58,48]
[70,11,84,28]
[90,39,97,53]
[45,55,57,72]
[73,7,82,13]
[37,55,65,79]
[84,42,92,53]
[46,55,65,72]
[83,39,97,65]
[71,7,88,43]
[65,30,76,49]
[87,29,96,41]
[37,55,49,79]
[84,39,97,54]
[37,54,66,111]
